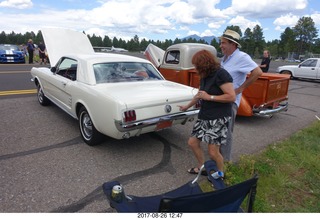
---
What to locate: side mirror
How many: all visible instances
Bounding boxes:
[51,67,56,73]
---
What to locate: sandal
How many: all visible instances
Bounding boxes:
[187,167,208,176]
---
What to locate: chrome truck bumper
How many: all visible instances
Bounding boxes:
[253,102,288,117]
[115,109,199,132]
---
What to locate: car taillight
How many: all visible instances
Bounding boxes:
[195,99,202,109]
[124,110,136,122]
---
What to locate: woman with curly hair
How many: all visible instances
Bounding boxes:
[179,50,235,178]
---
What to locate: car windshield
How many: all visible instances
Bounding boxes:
[0,45,19,51]
[93,62,163,83]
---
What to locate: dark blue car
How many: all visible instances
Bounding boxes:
[0,44,25,63]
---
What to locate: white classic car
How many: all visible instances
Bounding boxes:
[31,28,199,146]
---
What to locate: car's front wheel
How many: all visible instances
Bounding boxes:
[281,70,295,79]
[37,84,50,106]
[79,106,104,146]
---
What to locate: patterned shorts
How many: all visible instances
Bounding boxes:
[191,117,231,145]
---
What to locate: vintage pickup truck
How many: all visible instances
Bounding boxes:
[145,43,290,117]
[276,58,320,80]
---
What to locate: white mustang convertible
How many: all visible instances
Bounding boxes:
[31,28,199,145]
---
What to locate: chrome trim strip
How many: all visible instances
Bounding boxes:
[115,109,199,132]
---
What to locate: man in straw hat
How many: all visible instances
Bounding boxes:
[219,29,263,161]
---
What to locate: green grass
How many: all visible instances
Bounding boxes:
[224,120,320,212]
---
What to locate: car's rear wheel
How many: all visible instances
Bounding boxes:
[37,84,50,106]
[79,106,104,146]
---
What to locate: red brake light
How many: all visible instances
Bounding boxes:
[124,110,136,122]
[195,99,202,109]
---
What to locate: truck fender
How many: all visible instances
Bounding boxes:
[237,96,253,117]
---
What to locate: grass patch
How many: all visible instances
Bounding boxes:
[224,120,320,212]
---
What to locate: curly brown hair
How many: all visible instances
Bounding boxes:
[191,50,220,78]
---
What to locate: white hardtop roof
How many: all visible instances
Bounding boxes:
[167,43,217,55]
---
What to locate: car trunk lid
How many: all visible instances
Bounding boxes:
[95,81,196,120]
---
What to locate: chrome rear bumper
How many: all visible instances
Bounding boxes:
[253,102,288,117]
[115,109,199,132]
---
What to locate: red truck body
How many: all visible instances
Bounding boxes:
[145,43,290,117]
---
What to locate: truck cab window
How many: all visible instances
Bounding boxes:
[165,50,180,64]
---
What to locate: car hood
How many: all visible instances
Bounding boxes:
[279,65,298,69]
[95,81,195,108]
[41,28,94,67]
[144,43,165,68]
[0,49,22,54]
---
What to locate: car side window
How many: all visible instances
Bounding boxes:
[56,58,78,81]
[300,59,317,67]
[165,50,180,64]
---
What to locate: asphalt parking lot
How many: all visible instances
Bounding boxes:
[0,60,319,212]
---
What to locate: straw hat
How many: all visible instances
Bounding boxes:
[220,29,241,48]
[28,39,33,43]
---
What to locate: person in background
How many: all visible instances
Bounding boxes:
[179,50,236,178]
[219,29,263,162]
[38,41,47,65]
[21,44,28,57]
[259,50,271,72]
[27,39,35,64]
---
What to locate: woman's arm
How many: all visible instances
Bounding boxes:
[178,94,201,111]
[197,82,236,103]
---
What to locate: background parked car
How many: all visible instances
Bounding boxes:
[0,44,25,63]
[277,58,320,80]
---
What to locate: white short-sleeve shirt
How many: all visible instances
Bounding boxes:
[221,49,258,106]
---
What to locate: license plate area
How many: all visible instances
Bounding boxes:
[273,101,279,108]
[156,120,172,130]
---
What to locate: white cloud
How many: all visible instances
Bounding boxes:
[208,20,225,29]
[179,26,190,31]
[187,30,200,36]
[0,1,178,39]
[0,0,33,9]
[275,25,284,32]
[188,0,225,19]
[230,0,307,18]
[272,11,320,34]
[200,29,214,37]
[167,1,196,25]
[311,12,320,27]
[273,13,300,27]
[0,0,318,42]
[229,16,261,33]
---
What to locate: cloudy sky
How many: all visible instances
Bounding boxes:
[0,0,319,42]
